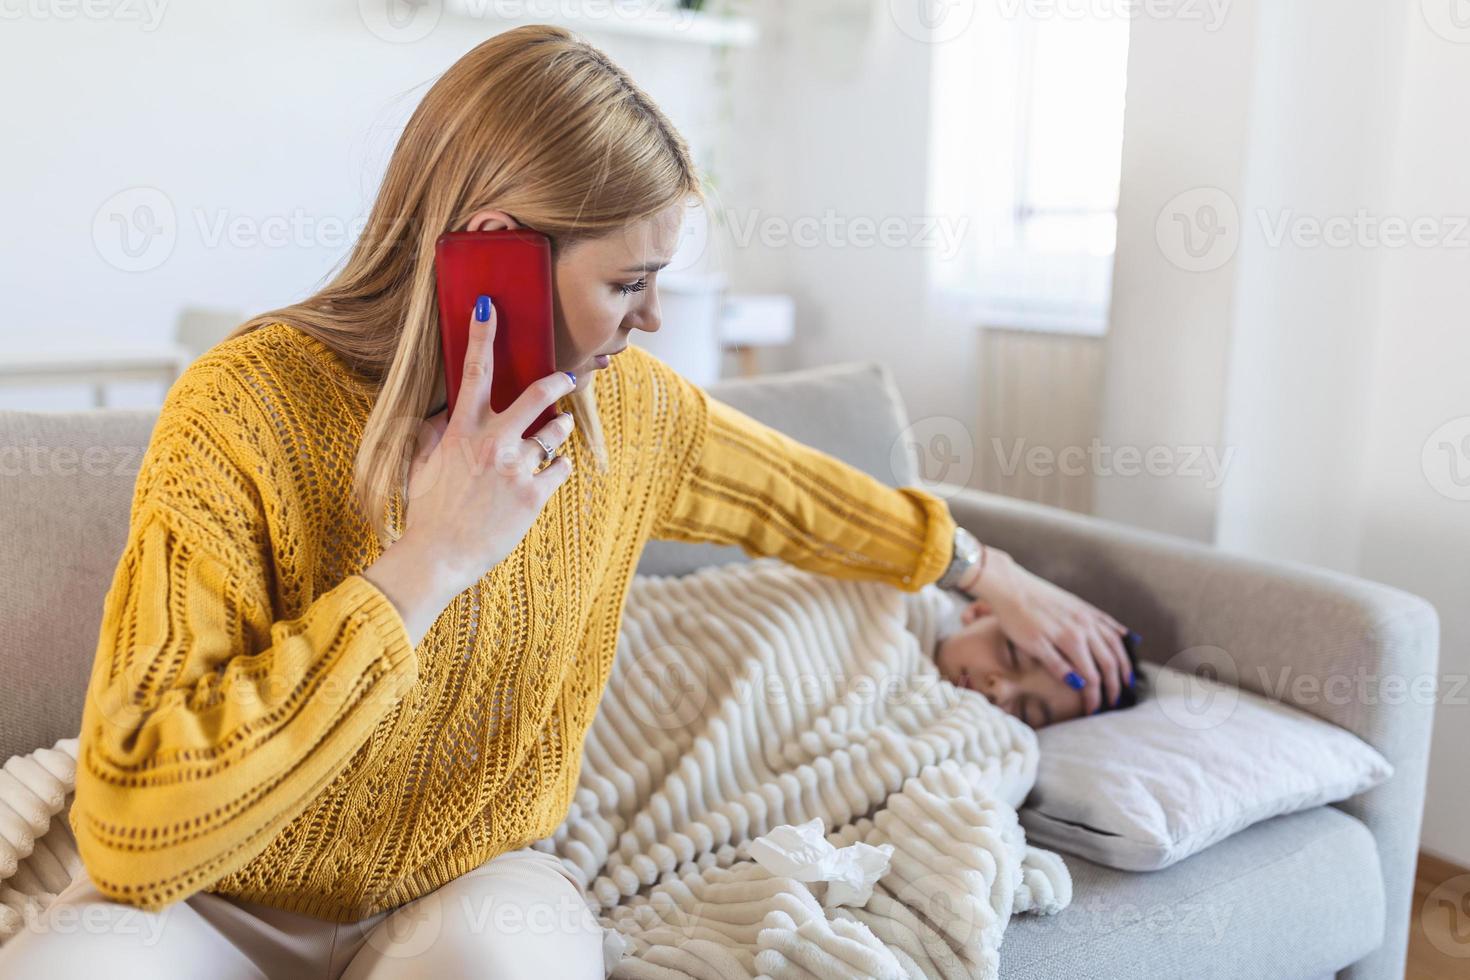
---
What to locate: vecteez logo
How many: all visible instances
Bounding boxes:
[92,187,177,273]
[358,0,442,44]
[0,0,169,31]
[1155,187,1240,273]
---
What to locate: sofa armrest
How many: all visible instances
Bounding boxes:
[938,482,1439,980]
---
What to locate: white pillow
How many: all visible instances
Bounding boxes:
[1018,662,1392,871]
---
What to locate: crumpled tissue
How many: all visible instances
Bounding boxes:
[601,923,630,977]
[748,817,895,908]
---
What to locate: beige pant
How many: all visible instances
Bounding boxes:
[0,845,609,979]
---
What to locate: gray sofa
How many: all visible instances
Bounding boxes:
[0,359,1438,979]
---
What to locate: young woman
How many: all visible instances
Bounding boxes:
[0,24,1130,979]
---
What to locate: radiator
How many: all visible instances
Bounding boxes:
[975,327,1105,514]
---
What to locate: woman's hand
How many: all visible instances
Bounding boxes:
[402,295,578,590]
[362,296,577,647]
[956,548,1131,713]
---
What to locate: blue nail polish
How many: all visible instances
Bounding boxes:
[565,371,577,385]
[475,295,491,322]
[1066,672,1085,690]
[1128,671,1136,688]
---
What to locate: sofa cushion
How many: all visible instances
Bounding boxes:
[0,409,158,764]
[636,358,920,579]
[997,805,1385,979]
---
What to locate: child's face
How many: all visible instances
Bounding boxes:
[935,612,1088,728]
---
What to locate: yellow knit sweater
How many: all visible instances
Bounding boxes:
[69,321,958,921]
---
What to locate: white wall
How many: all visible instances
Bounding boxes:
[1093,2,1259,542]
[1214,0,1406,571]
[1359,12,1470,870]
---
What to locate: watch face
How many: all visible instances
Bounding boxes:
[941,529,980,588]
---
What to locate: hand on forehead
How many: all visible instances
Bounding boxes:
[935,607,1089,728]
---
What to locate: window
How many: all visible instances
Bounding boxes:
[928,9,1131,334]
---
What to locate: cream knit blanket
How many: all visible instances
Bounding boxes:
[0,558,1070,978]
[533,558,1071,978]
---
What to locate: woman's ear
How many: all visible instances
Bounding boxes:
[463,208,521,233]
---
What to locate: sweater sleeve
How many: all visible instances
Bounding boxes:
[642,348,957,593]
[67,361,420,912]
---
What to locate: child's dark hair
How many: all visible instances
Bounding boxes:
[1104,630,1147,712]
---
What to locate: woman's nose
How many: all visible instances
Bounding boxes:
[634,316,660,334]
[635,289,662,333]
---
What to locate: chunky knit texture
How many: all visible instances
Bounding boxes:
[537,559,1069,978]
[68,321,958,921]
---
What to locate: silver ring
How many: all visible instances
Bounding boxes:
[528,434,557,463]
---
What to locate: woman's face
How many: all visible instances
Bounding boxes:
[935,613,1088,728]
[461,204,684,390]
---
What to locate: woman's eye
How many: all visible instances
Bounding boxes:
[617,277,648,296]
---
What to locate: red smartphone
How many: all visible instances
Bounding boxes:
[434,228,559,440]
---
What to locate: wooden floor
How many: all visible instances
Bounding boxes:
[1409,852,1470,979]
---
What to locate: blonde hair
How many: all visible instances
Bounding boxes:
[224,24,704,547]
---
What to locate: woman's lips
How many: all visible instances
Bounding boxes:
[593,345,626,368]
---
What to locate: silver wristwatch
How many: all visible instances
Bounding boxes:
[936,526,982,591]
